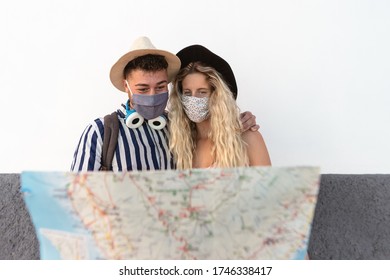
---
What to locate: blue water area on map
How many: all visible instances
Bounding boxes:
[294,248,307,260]
[21,172,95,259]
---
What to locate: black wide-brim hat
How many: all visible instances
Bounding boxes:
[176,45,238,99]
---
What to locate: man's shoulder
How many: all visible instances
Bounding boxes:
[79,117,104,137]
[91,106,126,126]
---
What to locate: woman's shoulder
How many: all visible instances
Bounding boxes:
[242,130,272,166]
[242,130,265,144]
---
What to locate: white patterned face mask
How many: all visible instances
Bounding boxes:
[181,95,210,123]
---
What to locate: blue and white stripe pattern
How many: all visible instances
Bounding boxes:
[71,104,174,172]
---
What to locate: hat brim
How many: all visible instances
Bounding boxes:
[176,45,238,99]
[110,49,181,92]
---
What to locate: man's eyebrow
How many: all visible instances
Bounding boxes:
[135,80,168,87]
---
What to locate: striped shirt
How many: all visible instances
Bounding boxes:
[71,104,174,172]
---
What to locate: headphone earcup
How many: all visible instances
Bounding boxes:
[125,110,144,129]
[148,115,167,130]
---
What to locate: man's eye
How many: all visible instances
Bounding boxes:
[138,88,148,93]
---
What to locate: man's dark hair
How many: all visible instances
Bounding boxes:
[123,54,168,78]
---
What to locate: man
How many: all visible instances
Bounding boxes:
[71,36,258,172]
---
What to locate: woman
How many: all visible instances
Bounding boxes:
[168,45,271,169]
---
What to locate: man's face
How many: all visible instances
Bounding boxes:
[124,69,169,102]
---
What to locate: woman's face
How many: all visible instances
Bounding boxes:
[181,73,212,98]
[179,72,211,123]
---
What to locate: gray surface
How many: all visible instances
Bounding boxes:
[0,174,39,260]
[1,173,390,259]
[308,174,390,259]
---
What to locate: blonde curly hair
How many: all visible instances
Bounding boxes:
[168,62,249,170]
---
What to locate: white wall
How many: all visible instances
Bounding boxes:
[1,0,389,174]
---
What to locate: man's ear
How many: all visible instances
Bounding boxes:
[123,79,130,94]
[123,79,133,106]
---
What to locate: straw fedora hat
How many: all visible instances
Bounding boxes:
[110,36,181,92]
[176,45,238,99]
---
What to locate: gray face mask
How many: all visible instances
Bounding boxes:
[132,92,168,120]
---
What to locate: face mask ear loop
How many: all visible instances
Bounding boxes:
[124,80,144,128]
[125,80,133,94]
[125,80,134,103]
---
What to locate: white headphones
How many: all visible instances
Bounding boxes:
[125,102,167,130]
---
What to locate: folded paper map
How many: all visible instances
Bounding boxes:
[21,166,320,260]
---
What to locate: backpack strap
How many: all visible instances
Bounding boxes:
[99,111,119,171]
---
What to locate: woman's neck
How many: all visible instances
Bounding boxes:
[195,119,211,139]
